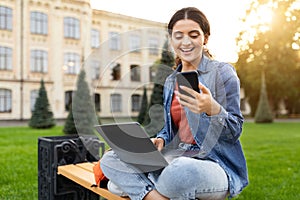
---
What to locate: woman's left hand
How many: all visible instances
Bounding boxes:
[175,82,221,116]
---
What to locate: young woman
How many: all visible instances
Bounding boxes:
[100,7,248,200]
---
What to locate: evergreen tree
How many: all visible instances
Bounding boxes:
[254,72,273,123]
[137,86,148,124]
[29,79,55,128]
[143,39,174,136]
[64,68,97,135]
[63,105,77,134]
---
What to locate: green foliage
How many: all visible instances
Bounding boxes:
[236,0,300,116]
[63,69,97,135]
[29,79,56,129]
[143,39,174,136]
[63,106,77,134]
[160,39,176,66]
[137,86,148,125]
[254,72,273,123]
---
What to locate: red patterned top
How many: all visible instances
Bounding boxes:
[170,84,196,144]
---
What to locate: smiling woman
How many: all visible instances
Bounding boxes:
[99,6,248,200]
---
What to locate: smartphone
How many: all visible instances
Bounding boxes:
[176,71,200,98]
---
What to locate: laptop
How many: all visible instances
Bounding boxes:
[94,122,199,172]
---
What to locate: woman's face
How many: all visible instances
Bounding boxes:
[170,19,206,67]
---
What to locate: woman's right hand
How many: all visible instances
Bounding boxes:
[151,138,165,151]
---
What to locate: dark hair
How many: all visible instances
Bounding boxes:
[167,7,213,64]
[168,7,210,38]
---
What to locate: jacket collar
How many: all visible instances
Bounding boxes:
[174,54,211,74]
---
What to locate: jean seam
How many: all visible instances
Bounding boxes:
[196,187,228,193]
[101,152,154,200]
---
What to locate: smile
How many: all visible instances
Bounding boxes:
[180,47,195,52]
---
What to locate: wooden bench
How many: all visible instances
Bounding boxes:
[58,162,130,200]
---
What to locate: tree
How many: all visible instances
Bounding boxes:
[63,68,97,135]
[235,0,300,116]
[137,86,148,125]
[63,105,77,134]
[143,39,174,136]
[29,79,55,128]
[254,72,273,123]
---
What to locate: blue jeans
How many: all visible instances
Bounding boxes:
[101,151,228,200]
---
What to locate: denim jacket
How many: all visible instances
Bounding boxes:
[156,55,249,198]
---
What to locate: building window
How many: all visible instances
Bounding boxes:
[0,6,12,30]
[149,65,156,82]
[0,46,12,70]
[110,93,122,112]
[65,91,73,111]
[64,17,80,39]
[109,32,121,50]
[64,53,80,74]
[131,94,141,112]
[94,93,101,112]
[91,29,100,48]
[0,89,12,112]
[149,37,159,55]
[30,90,39,111]
[130,64,141,82]
[30,11,48,35]
[129,35,141,52]
[30,50,48,73]
[91,60,100,79]
[111,63,121,80]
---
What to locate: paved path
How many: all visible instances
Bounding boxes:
[0,118,299,127]
[244,118,300,123]
[0,119,65,127]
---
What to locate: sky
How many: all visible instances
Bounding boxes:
[90,0,252,63]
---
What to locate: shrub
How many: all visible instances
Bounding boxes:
[254,72,273,123]
[29,79,56,128]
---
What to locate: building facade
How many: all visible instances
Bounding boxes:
[0,0,167,120]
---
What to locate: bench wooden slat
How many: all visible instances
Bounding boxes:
[75,162,97,172]
[57,163,129,200]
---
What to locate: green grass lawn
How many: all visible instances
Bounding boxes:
[0,122,299,199]
[236,122,300,200]
[0,126,64,200]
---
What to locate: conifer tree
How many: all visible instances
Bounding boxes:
[254,72,273,123]
[137,86,148,124]
[64,68,97,135]
[143,39,174,136]
[63,105,77,134]
[29,79,55,128]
